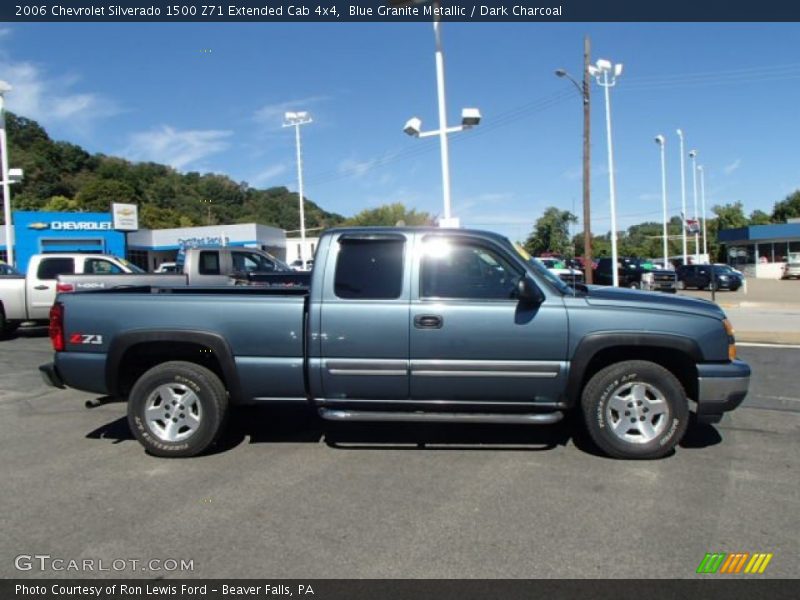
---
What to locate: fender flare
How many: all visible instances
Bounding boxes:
[566,332,703,403]
[106,330,242,402]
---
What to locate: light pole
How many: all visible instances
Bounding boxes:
[655,135,669,269]
[283,111,312,264]
[554,35,593,283]
[689,149,700,261]
[0,80,14,267]
[402,3,480,228]
[676,129,689,265]
[699,165,708,258]
[589,58,623,287]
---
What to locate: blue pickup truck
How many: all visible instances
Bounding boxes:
[40,227,750,459]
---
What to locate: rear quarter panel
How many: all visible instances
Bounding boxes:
[0,276,27,321]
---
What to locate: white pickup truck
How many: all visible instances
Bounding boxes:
[0,253,143,336]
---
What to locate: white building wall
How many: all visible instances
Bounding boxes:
[285,238,319,264]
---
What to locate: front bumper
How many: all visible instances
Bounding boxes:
[695,359,751,423]
[39,362,65,389]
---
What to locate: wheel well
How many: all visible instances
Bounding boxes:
[116,342,226,397]
[579,346,698,402]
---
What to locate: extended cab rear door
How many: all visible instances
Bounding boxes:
[409,233,569,404]
[316,232,410,400]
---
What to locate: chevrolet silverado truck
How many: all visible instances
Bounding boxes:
[40,227,750,459]
[58,246,308,292]
[0,253,148,337]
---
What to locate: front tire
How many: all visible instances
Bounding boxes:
[128,361,229,457]
[581,360,688,459]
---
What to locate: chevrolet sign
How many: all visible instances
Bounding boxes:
[50,221,112,231]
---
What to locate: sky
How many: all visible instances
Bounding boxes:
[1,21,800,241]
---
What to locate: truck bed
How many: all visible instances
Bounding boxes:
[56,288,309,401]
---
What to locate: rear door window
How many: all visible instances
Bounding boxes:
[36,257,75,280]
[334,238,404,299]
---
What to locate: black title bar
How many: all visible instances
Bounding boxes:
[3,1,800,22]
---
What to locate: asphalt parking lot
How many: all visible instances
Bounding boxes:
[1,331,798,579]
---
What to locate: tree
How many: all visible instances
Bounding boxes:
[712,202,748,231]
[749,209,772,225]
[344,203,434,227]
[772,190,800,223]
[524,207,577,256]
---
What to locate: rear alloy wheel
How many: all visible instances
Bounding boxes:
[128,361,228,457]
[581,360,689,459]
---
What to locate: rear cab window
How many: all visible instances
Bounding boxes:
[198,251,221,275]
[36,257,75,280]
[333,236,405,299]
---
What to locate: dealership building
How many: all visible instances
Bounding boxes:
[719,220,800,278]
[0,210,288,273]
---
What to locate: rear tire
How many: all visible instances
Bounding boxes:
[581,360,689,459]
[0,308,19,339]
[127,361,229,458]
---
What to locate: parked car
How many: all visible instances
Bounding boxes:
[155,262,178,273]
[0,262,22,276]
[41,226,749,460]
[677,264,743,291]
[594,257,677,292]
[0,253,145,336]
[289,259,314,271]
[782,253,800,279]
[536,257,584,285]
[57,246,302,293]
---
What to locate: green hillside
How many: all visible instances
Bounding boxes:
[2,112,345,231]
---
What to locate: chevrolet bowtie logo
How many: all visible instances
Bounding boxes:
[118,208,134,216]
[697,552,774,574]
[27,222,50,230]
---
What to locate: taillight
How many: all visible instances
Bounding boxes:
[49,302,65,352]
[56,282,74,293]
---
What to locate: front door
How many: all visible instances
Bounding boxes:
[409,235,569,404]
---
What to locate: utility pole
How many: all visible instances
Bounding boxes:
[582,36,592,283]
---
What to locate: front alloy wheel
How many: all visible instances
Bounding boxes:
[581,360,689,459]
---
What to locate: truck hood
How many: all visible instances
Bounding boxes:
[582,285,725,320]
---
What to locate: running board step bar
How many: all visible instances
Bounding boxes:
[318,408,564,425]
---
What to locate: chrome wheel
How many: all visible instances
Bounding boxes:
[144,383,202,442]
[605,382,669,444]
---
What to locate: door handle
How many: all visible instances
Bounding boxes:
[414,314,443,329]
[34,285,49,290]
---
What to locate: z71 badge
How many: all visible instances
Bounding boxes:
[69,334,103,345]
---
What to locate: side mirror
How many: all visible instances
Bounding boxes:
[517,276,545,304]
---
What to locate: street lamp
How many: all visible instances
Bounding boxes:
[402,1,480,229]
[655,135,669,269]
[698,165,708,257]
[588,58,623,287]
[676,129,688,265]
[283,111,312,264]
[689,149,700,260]
[554,38,593,283]
[0,80,15,267]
